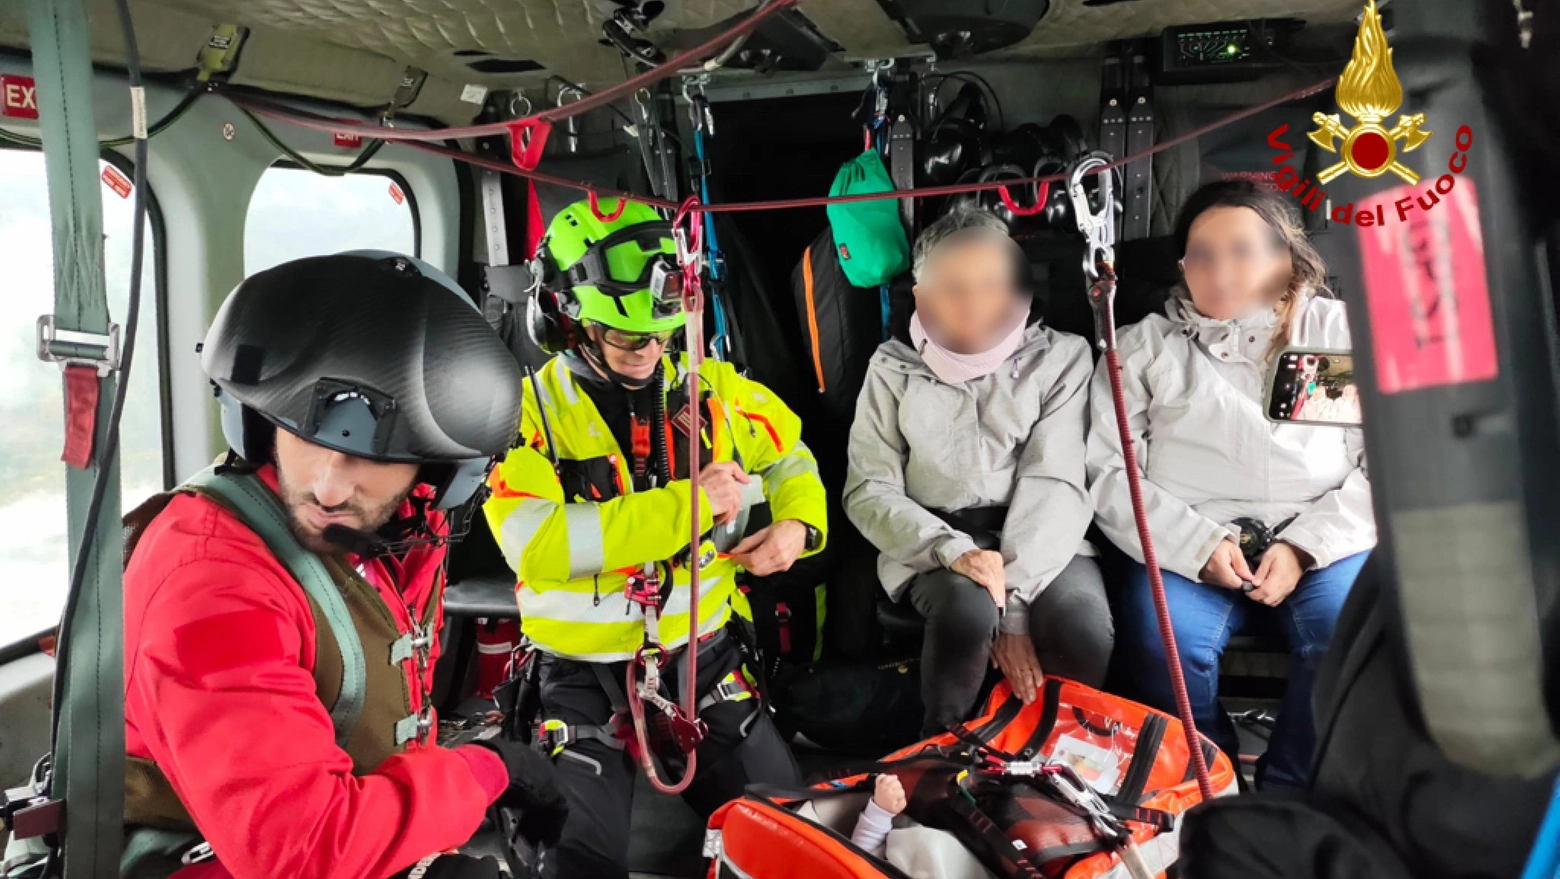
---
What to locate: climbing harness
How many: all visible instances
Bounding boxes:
[1070,152,1215,801]
[618,196,713,795]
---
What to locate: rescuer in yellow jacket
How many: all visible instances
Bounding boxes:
[484,199,825,879]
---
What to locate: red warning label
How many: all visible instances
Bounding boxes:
[101,164,133,199]
[389,182,405,205]
[0,75,38,120]
[334,132,362,148]
[1358,178,1497,393]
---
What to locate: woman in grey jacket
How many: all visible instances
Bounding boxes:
[1086,181,1374,789]
[845,210,1112,736]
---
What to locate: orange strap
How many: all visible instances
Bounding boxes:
[801,246,827,393]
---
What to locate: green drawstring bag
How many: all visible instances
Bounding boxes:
[825,150,910,287]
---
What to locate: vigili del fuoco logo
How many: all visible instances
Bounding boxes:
[1265,0,1474,228]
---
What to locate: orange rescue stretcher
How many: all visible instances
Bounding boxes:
[706,678,1238,879]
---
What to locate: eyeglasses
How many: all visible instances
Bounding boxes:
[590,323,676,351]
[1178,242,1283,275]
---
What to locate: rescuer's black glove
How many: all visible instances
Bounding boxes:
[468,735,570,848]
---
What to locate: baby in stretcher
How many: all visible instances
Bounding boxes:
[848,775,996,879]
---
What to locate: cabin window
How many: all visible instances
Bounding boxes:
[244,166,419,275]
[0,149,166,648]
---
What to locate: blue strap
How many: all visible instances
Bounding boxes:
[879,283,891,342]
[693,123,731,360]
[183,467,366,749]
[1520,776,1560,879]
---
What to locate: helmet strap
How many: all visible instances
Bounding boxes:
[577,326,659,391]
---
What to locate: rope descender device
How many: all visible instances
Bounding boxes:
[623,196,710,796]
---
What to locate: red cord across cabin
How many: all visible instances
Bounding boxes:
[217,76,1336,219]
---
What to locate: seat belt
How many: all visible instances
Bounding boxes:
[24,1,128,875]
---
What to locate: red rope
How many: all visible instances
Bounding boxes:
[625,196,709,797]
[1103,340,1216,802]
[222,75,1336,218]
[214,0,796,145]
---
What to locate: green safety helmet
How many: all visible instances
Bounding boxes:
[537,198,685,335]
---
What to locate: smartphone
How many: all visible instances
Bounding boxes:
[1265,347,1363,426]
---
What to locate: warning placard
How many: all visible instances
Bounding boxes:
[101,164,133,199]
[1358,178,1497,393]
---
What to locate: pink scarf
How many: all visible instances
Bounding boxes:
[909,306,1028,385]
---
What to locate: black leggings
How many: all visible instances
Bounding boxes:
[909,554,1114,737]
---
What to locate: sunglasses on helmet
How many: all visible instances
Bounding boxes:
[563,224,685,316]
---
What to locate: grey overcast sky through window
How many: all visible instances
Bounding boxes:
[0,149,163,647]
[245,166,418,275]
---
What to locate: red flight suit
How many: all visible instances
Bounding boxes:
[123,465,507,879]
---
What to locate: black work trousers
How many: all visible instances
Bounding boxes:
[909,554,1114,737]
[535,629,801,879]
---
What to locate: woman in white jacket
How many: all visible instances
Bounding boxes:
[1086,181,1374,789]
[847,209,1111,737]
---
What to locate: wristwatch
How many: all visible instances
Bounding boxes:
[803,523,823,553]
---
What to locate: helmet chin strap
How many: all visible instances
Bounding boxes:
[578,331,658,391]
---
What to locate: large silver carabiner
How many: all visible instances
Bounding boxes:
[1068,151,1117,281]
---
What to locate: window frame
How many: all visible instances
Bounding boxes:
[0,144,171,654]
[266,160,424,260]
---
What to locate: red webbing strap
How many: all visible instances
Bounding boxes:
[1095,265,1214,802]
[61,364,100,469]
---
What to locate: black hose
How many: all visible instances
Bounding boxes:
[236,105,385,176]
[48,0,150,756]
[652,361,670,484]
[0,87,200,149]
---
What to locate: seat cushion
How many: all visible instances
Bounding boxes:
[876,597,927,642]
[443,574,520,619]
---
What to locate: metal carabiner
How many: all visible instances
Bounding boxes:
[508,91,533,119]
[1068,151,1117,281]
[1045,761,1124,844]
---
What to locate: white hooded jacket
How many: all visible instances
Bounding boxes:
[845,323,1095,635]
[1085,289,1375,580]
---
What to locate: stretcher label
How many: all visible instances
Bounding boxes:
[1358,177,1497,393]
[1052,734,1122,796]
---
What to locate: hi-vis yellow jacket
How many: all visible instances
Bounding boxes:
[484,354,828,661]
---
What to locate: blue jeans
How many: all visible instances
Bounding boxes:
[1117,552,1369,788]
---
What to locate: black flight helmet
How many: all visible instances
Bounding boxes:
[201,252,522,509]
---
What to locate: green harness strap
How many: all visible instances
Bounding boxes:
[119,468,368,877]
[28,0,127,876]
[181,467,369,746]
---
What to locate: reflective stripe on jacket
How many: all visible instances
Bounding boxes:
[484,354,828,661]
[1085,290,1376,580]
